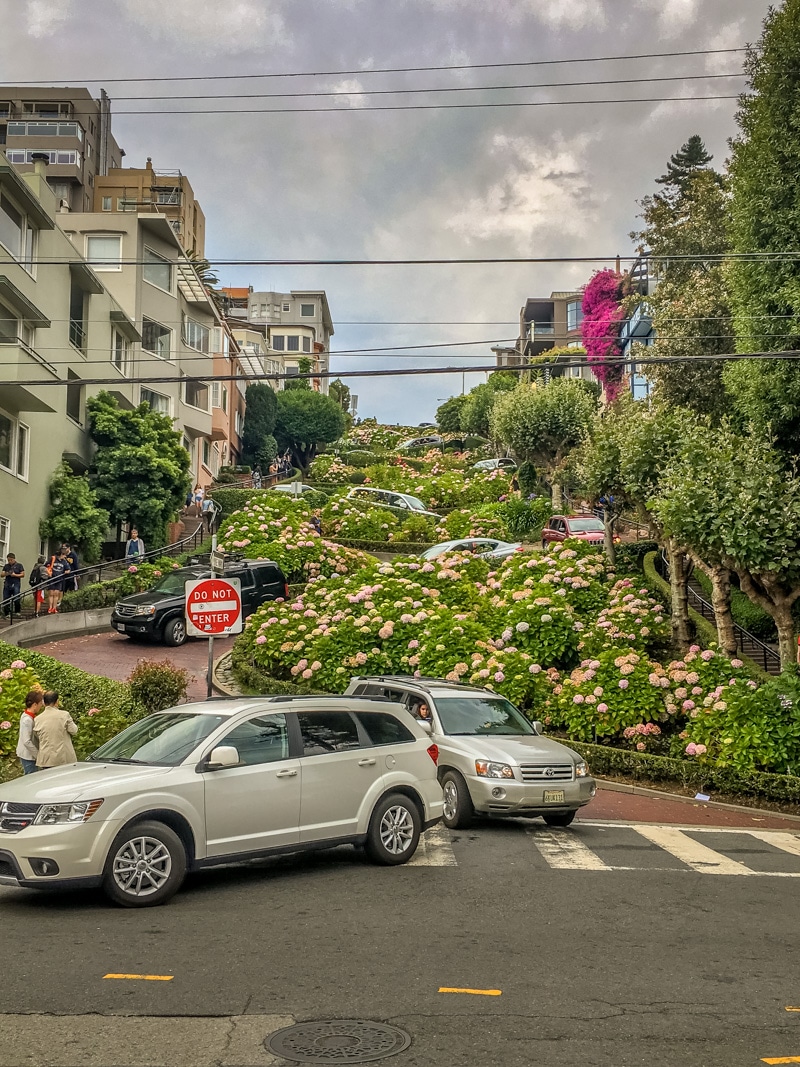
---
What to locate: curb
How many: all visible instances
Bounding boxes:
[212,650,241,697]
[597,777,800,824]
[1,608,114,648]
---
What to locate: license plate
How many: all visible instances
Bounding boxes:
[115,624,126,632]
[544,789,565,803]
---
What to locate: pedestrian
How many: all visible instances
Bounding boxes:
[46,547,69,614]
[16,690,43,775]
[29,555,49,617]
[62,542,80,592]
[202,495,215,533]
[1,552,25,618]
[33,691,78,770]
[510,473,520,493]
[184,488,193,512]
[310,511,322,535]
[252,466,262,489]
[193,483,204,515]
[125,527,146,560]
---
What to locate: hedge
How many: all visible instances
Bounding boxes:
[335,538,435,554]
[568,739,800,806]
[613,540,660,574]
[229,642,322,697]
[693,569,780,642]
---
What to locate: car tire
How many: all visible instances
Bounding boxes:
[543,810,577,828]
[162,617,187,647]
[365,793,421,866]
[102,820,187,908]
[441,770,474,830]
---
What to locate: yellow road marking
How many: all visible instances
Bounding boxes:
[761,1057,800,1063]
[438,987,501,996]
[103,974,174,981]
[786,1008,800,1012]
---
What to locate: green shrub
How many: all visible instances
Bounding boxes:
[396,513,437,543]
[613,540,660,574]
[127,659,190,715]
[464,435,489,450]
[693,571,778,641]
[347,471,368,484]
[342,450,379,468]
[230,642,322,696]
[498,497,554,540]
[517,461,539,498]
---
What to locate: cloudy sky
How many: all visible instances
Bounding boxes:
[2,0,768,421]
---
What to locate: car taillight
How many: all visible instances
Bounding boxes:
[427,743,439,766]
[515,546,524,552]
[284,581,290,598]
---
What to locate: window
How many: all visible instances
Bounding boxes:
[271,334,285,351]
[4,149,80,166]
[15,422,29,480]
[142,318,171,360]
[143,247,172,292]
[156,188,180,205]
[0,301,18,344]
[569,366,583,379]
[282,302,291,312]
[0,410,13,470]
[211,382,221,409]
[66,370,82,424]
[0,405,32,481]
[302,336,311,353]
[117,198,137,212]
[169,219,182,236]
[183,318,210,353]
[9,120,81,137]
[22,101,72,118]
[221,714,289,766]
[287,335,299,352]
[355,712,415,746]
[0,517,9,562]
[69,280,86,352]
[300,303,315,316]
[221,386,228,413]
[101,196,111,211]
[567,300,584,332]
[202,439,211,469]
[111,329,129,375]
[140,387,171,416]
[86,233,122,271]
[0,192,35,271]
[235,410,243,435]
[183,378,209,410]
[297,712,361,756]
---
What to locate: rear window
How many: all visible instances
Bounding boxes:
[254,566,282,586]
[356,712,415,746]
[297,712,361,755]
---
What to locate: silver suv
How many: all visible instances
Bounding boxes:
[0,698,443,908]
[345,677,596,829]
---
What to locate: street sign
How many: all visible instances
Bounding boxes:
[209,548,226,573]
[185,576,243,637]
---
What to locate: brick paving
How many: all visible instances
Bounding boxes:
[582,785,800,830]
[34,631,236,702]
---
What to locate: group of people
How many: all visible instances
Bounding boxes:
[2,543,81,618]
[184,486,217,533]
[16,690,78,774]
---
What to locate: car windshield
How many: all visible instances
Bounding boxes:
[149,572,196,596]
[568,518,604,532]
[434,696,535,736]
[402,495,427,510]
[88,712,227,766]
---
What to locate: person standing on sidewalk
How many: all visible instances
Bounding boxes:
[201,495,215,534]
[34,692,78,770]
[46,548,69,614]
[125,528,145,560]
[62,543,80,592]
[16,690,43,774]
[29,555,48,617]
[2,552,25,618]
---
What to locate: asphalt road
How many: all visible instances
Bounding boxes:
[2,810,800,1067]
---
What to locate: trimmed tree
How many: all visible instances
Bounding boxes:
[274,390,346,476]
[459,375,517,438]
[39,461,110,563]
[241,383,278,469]
[436,394,468,433]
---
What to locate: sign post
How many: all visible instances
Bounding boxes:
[185,566,243,698]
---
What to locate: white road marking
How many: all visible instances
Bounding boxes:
[528,828,610,870]
[746,831,800,859]
[630,825,755,875]
[409,824,458,867]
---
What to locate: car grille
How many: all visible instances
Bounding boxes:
[519,764,574,783]
[0,801,41,834]
[115,603,138,618]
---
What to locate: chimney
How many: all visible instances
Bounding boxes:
[30,151,49,177]
[146,157,153,171]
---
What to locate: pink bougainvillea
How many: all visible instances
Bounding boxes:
[581,269,626,402]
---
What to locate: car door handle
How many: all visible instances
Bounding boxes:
[358,757,377,767]
[275,768,298,778]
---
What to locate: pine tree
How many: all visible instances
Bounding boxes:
[655,135,714,195]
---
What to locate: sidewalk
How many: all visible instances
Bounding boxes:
[583,784,800,830]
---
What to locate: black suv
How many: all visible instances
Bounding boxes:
[110,560,288,646]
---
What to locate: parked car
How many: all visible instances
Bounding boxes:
[110,561,288,647]
[0,698,443,907]
[541,514,605,550]
[471,458,517,471]
[419,539,523,561]
[269,483,316,495]
[345,486,440,519]
[398,434,443,451]
[345,677,596,829]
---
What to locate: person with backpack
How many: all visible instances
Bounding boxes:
[62,543,80,592]
[46,548,70,614]
[29,555,49,617]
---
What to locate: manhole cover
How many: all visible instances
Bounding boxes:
[266,1020,412,1063]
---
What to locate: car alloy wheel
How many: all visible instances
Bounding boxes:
[441,770,474,829]
[112,835,172,897]
[379,805,415,856]
[164,618,186,646]
[443,780,459,822]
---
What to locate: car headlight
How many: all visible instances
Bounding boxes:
[134,604,156,616]
[575,761,590,778]
[34,799,104,825]
[475,760,515,779]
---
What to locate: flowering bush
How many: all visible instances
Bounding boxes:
[580,579,669,655]
[322,501,401,541]
[309,455,359,484]
[0,661,43,758]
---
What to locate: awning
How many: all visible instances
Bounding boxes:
[0,276,51,327]
[0,162,55,230]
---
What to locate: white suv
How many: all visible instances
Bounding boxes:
[345,677,596,829]
[0,698,443,908]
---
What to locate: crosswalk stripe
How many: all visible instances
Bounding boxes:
[529,829,610,870]
[632,825,755,875]
[410,824,458,867]
[746,831,800,859]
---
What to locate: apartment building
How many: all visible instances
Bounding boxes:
[494,290,596,384]
[0,157,139,567]
[94,158,206,256]
[618,255,656,401]
[223,287,334,392]
[0,87,123,213]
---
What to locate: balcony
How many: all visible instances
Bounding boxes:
[211,406,229,443]
[0,338,58,412]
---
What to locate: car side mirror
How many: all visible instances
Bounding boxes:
[206,745,240,769]
[418,720,432,735]
[531,720,544,735]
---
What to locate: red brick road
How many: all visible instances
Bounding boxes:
[581,785,800,830]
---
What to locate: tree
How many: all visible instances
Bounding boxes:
[726,0,800,456]
[436,394,467,433]
[490,379,596,509]
[241,383,278,468]
[87,392,191,547]
[39,461,110,563]
[329,378,351,413]
[459,375,516,438]
[274,390,346,475]
[576,413,627,566]
[285,356,313,391]
[655,134,715,196]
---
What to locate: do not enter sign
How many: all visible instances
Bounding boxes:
[185,577,243,637]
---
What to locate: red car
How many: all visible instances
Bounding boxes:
[541,514,605,549]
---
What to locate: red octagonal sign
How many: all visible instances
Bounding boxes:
[185,577,243,637]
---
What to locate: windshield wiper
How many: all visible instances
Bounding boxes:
[91,756,148,764]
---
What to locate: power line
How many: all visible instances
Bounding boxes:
[4,47,749,85]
